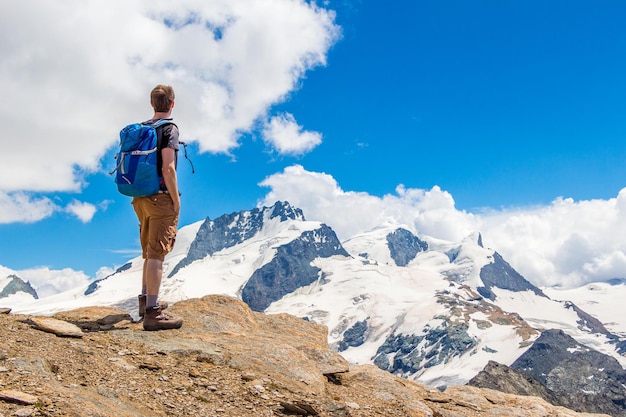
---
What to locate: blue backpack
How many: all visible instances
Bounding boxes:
[111,119,174,197]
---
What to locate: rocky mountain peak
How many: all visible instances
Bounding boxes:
[477,251,546,300]
[268,200,305,222]
[242,223,349,311]
[0,274,38,300]
[169,201,304,277]
[463,231,484,248]
[386,228,428,266]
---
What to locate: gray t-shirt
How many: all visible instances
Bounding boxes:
[143,118,179,188]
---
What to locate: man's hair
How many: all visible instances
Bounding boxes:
[150,85,175,112]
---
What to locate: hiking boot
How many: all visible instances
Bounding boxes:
[143,306,183,331]
[138,295,169,318]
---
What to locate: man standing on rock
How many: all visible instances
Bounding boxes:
[132,85,183,331]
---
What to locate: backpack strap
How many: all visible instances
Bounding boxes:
[152,119,191,176]
[153,120,177,181]
[149,119,195,176]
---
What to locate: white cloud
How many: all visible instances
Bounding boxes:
[260,165,626,288]
[10,267,91,299]
[0,0,339,217]
[65,200,97,223]
[263,113,322,155]
[95,266,116,281]
[478,191,626,287]
[0,192,102,224]
[0,192,57,224]
[259,165,477,242]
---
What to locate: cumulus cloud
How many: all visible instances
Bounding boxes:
[263,113,323,155]
[0,192,102,224]
[478,191,626,287]
[259,165,477,242]
[0,192,57,224]
[0,0,339,216]
[10,267,91,299]
[65,200,98,223]
[95,266,116,281]
[260,165,626,288]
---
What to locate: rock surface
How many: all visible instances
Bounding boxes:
[470,329,626,416]
[0,295,610,416]
[29,317,83,338]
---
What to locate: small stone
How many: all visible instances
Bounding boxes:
[97,313,133,326]
[295,401,319,415]
[280,402,309,415]
[139,362,161,371]
[194,378,211,387]
[241,372,256,381]
[12,408,33,417]
[0,389,38,405]
[30,317,83,338]
[97,386,118,399]
[0,308,11,315]
[196,351,226,366]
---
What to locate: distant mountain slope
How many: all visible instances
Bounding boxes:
[470,329,626,416]
[545,281,626,337]
[169,202,306,277]
[241,223,348,311]
[0,274,38,300]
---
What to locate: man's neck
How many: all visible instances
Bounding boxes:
[153,111,172,119]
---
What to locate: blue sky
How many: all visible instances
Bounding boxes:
[1,1,626,293]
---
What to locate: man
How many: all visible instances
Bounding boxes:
[132,85,183,331]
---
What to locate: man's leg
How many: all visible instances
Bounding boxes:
[145,258,163,308]
[142,257,181,331]
[138,258,169,317]
[142,259,148,295]
[141,193,181,330]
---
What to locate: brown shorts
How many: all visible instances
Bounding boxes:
[132,193,179,261]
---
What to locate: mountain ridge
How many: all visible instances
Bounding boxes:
[2,200,625,414]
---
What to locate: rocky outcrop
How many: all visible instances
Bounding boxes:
[169,201,305,277]
[468,360,561,404]
[0,274,38,299]
[84,262,132,296]
[478,252,546,300]
[373,321,477,376]
[563,300,615,337]
[337,319,368,351]
[241,224,349,311]
[386,228,428,267]
[469,329,626,416]
[0,296,608,417]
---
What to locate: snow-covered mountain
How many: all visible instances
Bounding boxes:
[0,273,38,302]
[2,201,625,391]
